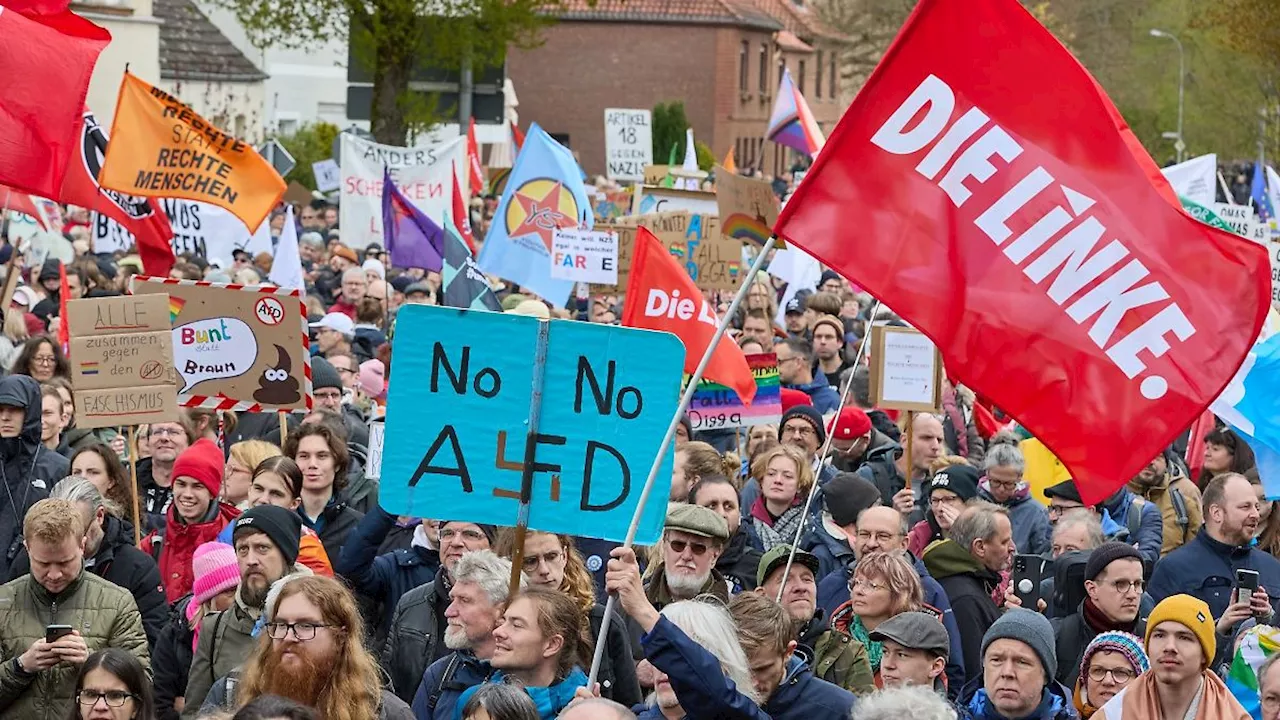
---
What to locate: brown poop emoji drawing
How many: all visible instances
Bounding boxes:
[253,345,301,405]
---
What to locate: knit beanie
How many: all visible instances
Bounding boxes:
[928,465,980,502]
[824,472,883,527]
[1079,631,1149,685]
[778,405,826,445]
[185,542,240,622]
[982,608,1058,682]
[233,505,302,567]
[1145,594,1216,667]
[779,388,812,413]
[171,438,225,498]
[441,519,497,544]
[811,314,844,344]
[1084,542,1144,581]
[311,356,342,392]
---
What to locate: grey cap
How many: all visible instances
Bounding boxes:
[981,608,1057,682]
[404,281,433,297]
[664,502,729,541]
[869,611,950,659]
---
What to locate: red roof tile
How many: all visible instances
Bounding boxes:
[555,0,783,31]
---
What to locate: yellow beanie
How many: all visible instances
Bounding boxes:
[1145,594,1215,666]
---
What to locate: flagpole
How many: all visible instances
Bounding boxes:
[587,234,777,688]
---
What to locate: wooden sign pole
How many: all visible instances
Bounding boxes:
[903,410,915,491]
[507,320,551,600]
[279,410,288,447]
[127,426,142,546]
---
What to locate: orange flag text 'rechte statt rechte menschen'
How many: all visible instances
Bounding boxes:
[98,72,285,231]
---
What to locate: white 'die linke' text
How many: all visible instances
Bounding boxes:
[870,74,1195,401]
[645,289,719,327]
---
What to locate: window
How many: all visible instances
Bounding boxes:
[815,50,823,99]
[759,44,768,93]
[798,60,806,94]
[829,52,836,98]
[739,40,749,92]
[778,57,787,90]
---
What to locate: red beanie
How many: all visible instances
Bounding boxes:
[171,438,224,497]
[780,388,813,413]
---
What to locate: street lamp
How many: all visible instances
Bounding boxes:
[1150,28,1186,163]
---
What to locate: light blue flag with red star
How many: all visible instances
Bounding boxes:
[476,122,592,306]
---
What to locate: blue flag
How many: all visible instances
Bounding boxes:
[1254,161,1275,223]
[476,123,591,306]
[441,211,501,312]
[382,168,445,272]
[1213,312,1280,498]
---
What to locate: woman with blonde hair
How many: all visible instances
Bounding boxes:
[224,440,282,509]
[748,444,814,551]
[0,306,29,372]
[831,551,927,688]
[494,529,641,706]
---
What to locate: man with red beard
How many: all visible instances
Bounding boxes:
[230,575,413,719]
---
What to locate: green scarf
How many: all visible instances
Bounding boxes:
[850,615,883,670]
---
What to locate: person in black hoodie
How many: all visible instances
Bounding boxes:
[688,474,761,593]
[0,375,61,578]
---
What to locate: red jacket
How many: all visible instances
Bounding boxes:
[144,502,241,602]
[327,299,357,319]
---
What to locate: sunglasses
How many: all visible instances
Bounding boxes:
[668,538,710,556]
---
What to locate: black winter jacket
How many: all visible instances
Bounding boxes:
[300,492,364,562]
[922,539,1002,685]
[717,528,762,594]
[153,596,195,720]
[1051,601,1148,688]
[382,571,450,702]
[0,376,58,580]
[589,603,643,707]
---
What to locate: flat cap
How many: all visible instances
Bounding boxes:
[664,502,729,541]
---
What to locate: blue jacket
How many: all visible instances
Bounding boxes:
[640,615,771,720]
[763,656,856,720]
[958,676,1078,720]
[1148,530,1280,620]
[817,553,966,695]
[335,505,439,638]
[455,669,586,720]
[786,375,840,414]
[411,652,491,720]
[1100,488,1164,567]
[805,522,855,582]
[978,483,1051,556]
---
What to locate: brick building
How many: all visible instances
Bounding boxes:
[505,0,849,180]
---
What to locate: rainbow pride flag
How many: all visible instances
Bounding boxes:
[767,68,825,158]
[168,296,186,323]
[1227,624,1280,719]
[684,353,781,432]
[79,362,99,376]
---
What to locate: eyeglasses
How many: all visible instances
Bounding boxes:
[1048,503,1086,517]
[988,479,1020,491]
[32,356,56,366]
[149,427,183,438]
[1104,579,1144,595]
[668,538,710,556]
[1087,666,1135,684]
[855,530,898,544]
[522,550,564,570]
[265,621,337,641]
[314,391,343,402]
[334,366,356,375]
[439,528,486,542]
[849,577,888,592]
[783,424,816,438]
[77,690,136,707]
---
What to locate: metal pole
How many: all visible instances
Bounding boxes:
[587,234,778,687]
[1175,35,1185,163]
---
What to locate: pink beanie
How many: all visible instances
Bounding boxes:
[359,359,386,400]
[185,542,240,622]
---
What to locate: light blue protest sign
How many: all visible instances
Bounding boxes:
[381,304,685,544]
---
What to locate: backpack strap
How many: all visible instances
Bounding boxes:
[1169,487,1189,531]
[208,610,226,687]
[1127,497,1146,541]
[426,652,462,712]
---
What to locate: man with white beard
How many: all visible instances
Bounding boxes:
[645,504,731,609]
[410,550,526,720]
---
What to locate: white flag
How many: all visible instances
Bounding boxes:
[268,206,305,291]
[1162,153,1217,207]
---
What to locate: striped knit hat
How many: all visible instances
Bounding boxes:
[186,542,241,622]
[1080,631,1150,682]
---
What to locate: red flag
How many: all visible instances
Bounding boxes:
[511,122,525,153]
[0,185,51,230]
[773,0,1269,504]
[58,112,175,276]
[466,118,486,197]
[57,260,69,352]
[1184,409,1215,482]
[0,1,109,198]
[622,227,755,404]
[451,163,476,253]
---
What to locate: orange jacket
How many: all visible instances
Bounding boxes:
[298,526,332,577]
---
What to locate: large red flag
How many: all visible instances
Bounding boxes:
[773,0,1269,503]
[622,227,755,404]
[466,118,486,197]
[0,185,52,230]
[0,0,109,198]
[59,112,175,276]
[450,163,476,253]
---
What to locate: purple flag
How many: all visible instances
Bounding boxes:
[381,167,445,272]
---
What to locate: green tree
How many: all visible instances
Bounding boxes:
[212,0,557,144]
[652,101,690,164]
[274,122,341,191]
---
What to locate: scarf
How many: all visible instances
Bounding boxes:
[1082,597,1134,635]
[849,615,884,670]
[454,669,588,720]
[1073,678,1099,719]
[1095,671,1250,720]
[750,496,805,552]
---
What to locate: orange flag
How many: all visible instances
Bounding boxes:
[723,147,737,174]
[99,72,285,231]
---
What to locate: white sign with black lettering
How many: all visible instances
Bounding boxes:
[1212,203,1268,244]
[91,200,273,267]
[604,109,653,182]
[550,228,618,284]
[312,159,341,193]
[367,422,384,480]
[1271,241,1280,310]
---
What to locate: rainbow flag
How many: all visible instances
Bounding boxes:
[79,362,99,376]
[683,353,781,432]
[1227,625,1280,719]
[767,68,825,158]
[168,296,186,323]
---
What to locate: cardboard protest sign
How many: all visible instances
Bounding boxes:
[602,212,742,292]
[634,185,719,216]
[550,228,618,285]
[93,198,273,266]
[67,294,179,428]
[685,353,781,431]
[131,276,313,412]
[592,188,634,222]
[643,165,671,185]
[381,305,684,543]
[1212,203,1269,243]
[870,326,942,412]
[100,73,285,232]
[603,109,652,182]
[715,165,778,246]
[340,134,466,249]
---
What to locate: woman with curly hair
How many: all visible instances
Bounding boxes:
[494,529,641,707]
[830,551,926,688]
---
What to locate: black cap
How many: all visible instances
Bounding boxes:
[233,505,302,567]
[785,297,804,314]
[823,473,882,527]
[928,465,981,502]
[869,611,950,658]
[232,249,252,261]
[1044,480,1083,503]
[1084,542,1144,581]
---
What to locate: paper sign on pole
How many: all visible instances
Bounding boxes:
[339,134,466,249]
[67,294,179,428]
[603,212,742,292]
[869,326,943,412]
[380,305,684,543]
[367,421,384,480]
[715,165,779,247]
[130,276,313,412]
[685,353,781,431]
[603,109,653,182]
[550,228,618,285]
[312,159,341,193]
[634,185,719,216]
